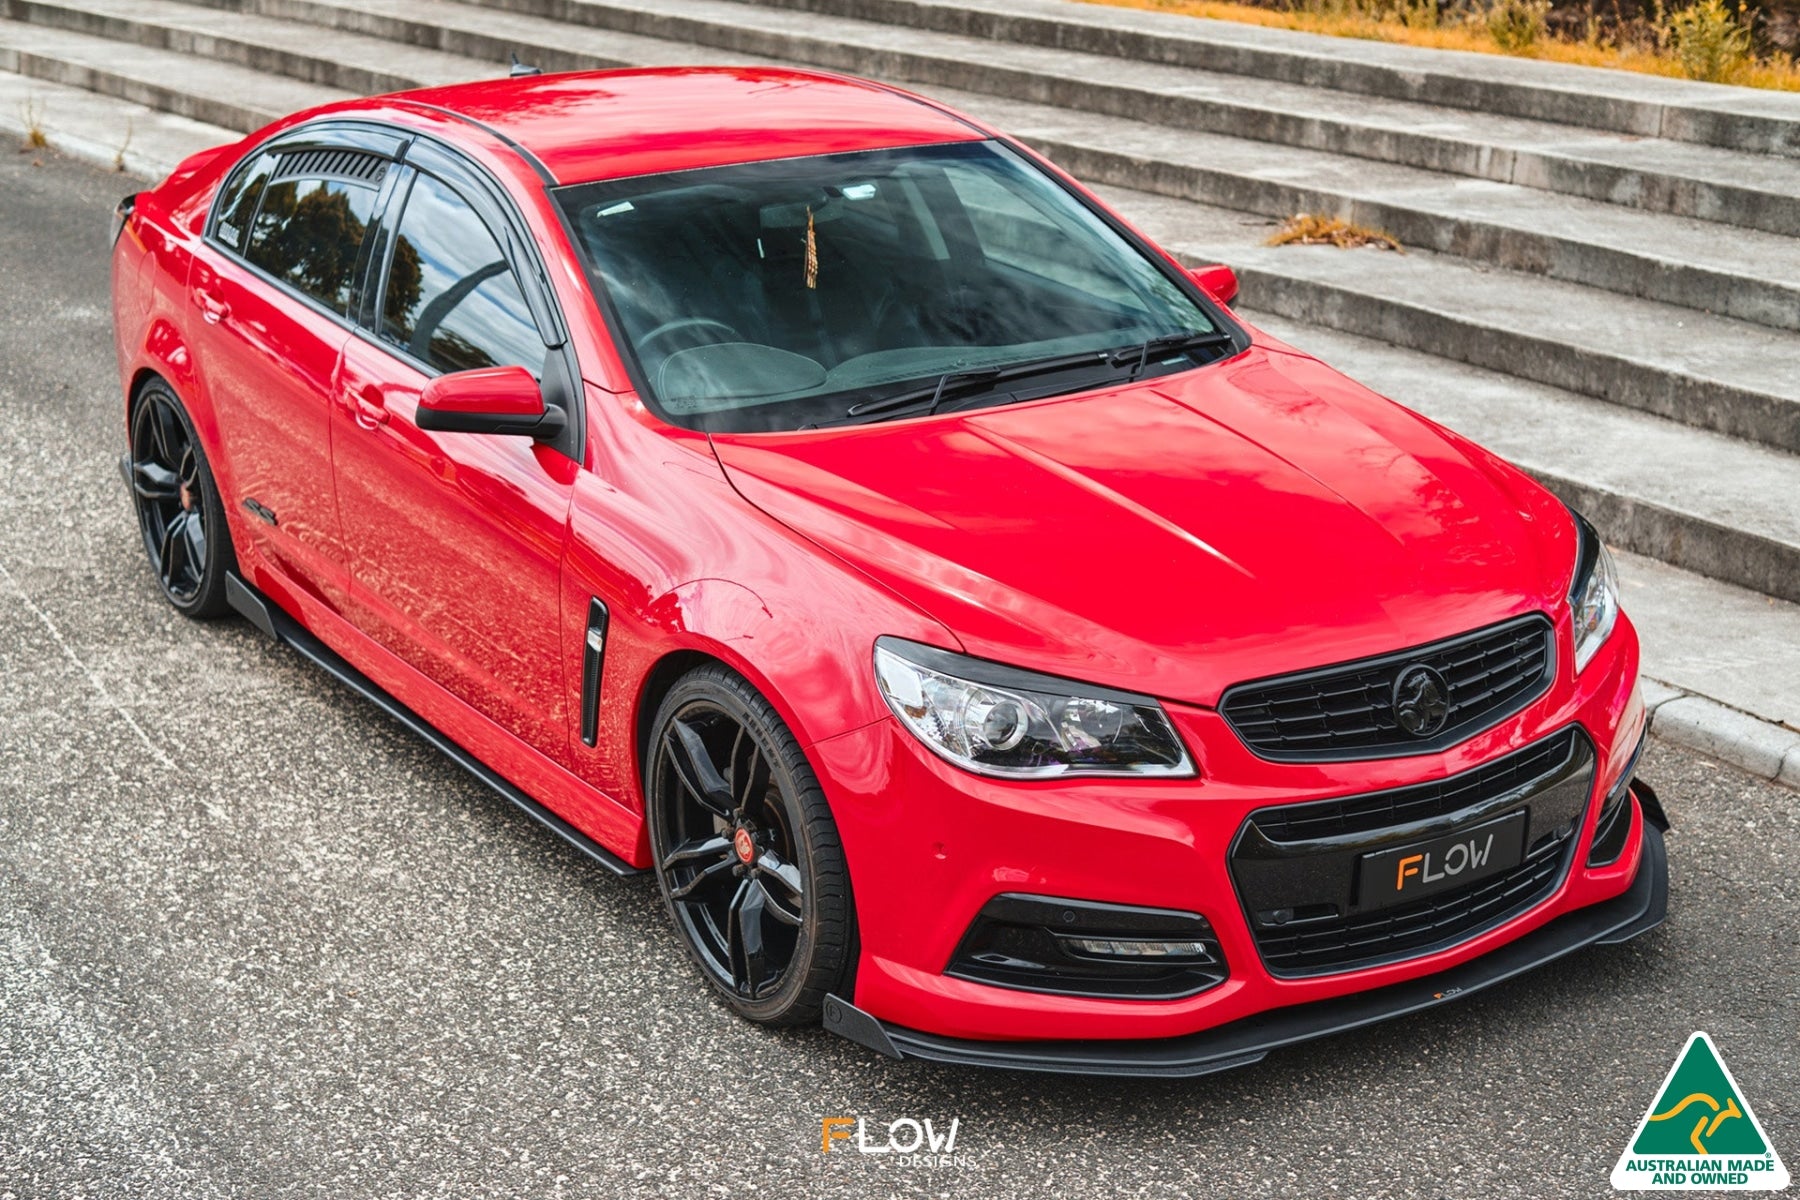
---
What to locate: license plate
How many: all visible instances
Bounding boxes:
[1357,811,1528,911]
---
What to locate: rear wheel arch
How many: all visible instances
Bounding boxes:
[127,367,169,415]
[130,313,220,445]
[126,378,237,618]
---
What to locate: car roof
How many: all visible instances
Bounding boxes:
[390,67,987,186]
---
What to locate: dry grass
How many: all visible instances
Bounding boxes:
[19,96,48,150]
[1078,0,1800,90]
[114,118,134,172]
[1266,213,1404,249]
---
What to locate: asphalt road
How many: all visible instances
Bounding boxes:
[1,143,1795,1200]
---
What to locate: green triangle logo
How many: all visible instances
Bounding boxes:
[1612,1033,1789,1190]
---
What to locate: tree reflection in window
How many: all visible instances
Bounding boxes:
[244,177,379,312]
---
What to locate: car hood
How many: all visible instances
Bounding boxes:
[709,345,1574,708]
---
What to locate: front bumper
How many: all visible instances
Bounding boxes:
[825,816,1667,1077]
[812,608,1654,1049]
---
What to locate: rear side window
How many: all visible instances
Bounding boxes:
[244,175,381,314]
[380,172,544,376]
[213,150,278,253]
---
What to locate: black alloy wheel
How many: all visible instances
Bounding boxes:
[129,382,233,617]
[647,665,854,1025]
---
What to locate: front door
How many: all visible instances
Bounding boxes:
[332,165,575,759]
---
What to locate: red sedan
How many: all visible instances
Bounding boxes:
[110,66,1667,1076]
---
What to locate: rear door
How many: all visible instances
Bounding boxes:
[332,144,581,760]
[190,138,397,607]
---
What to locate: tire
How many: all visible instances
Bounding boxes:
[645,664,855,1026]
[127,380,235,618]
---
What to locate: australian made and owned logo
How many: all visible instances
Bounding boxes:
[1613,1032,1790,1191]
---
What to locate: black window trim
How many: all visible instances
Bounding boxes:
[201,117,584,463]
[204,120,411,251]
[212,161,392,325]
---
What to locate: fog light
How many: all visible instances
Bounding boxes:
[947,893,1228,1000]
[1064,937,1213,960]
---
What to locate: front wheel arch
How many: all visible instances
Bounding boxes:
[643,661,859,1025]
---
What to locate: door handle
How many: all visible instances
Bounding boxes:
[354,386,389,429]
[194,288,230,324]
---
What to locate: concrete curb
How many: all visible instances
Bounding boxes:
[1642,677,1800,791]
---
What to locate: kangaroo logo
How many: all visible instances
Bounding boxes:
[1612,1032,1789,1191]
[1649,1091,1745,1155]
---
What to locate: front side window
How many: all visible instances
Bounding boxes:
[555,140,1230,432]
[380,172,545,376]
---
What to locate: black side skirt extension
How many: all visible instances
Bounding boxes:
[825,821,1669,1078]
[224,572,642,878]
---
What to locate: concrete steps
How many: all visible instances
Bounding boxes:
[0,17,347,131]
[455,0,1800,240]
[1,0,1794,610]
[736,0,1800,158]
[7,1,1795,433]
[1098,185,1800,456]
[37,0,1797,338]
[966,91,1800,335]
[0,63,229,173]
[0,0,495,92]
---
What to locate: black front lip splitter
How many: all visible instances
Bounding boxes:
[825,819,1669,1079]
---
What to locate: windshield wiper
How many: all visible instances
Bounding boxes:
[839,350,1111,424]
[1107,330,1236,380]
[846,366,1004,420]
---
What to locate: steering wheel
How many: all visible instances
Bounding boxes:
[637,317,744,361]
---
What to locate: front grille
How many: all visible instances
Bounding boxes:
[1229,727,1594,977]
[1252,840,1568,974]
[1220,614,1555,762]
[1253,728,1579,843]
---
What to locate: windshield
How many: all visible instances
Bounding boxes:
[555,140,1233,432]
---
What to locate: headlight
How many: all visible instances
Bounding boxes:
[873,638,1194,779]
[1567,507,1621,673]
